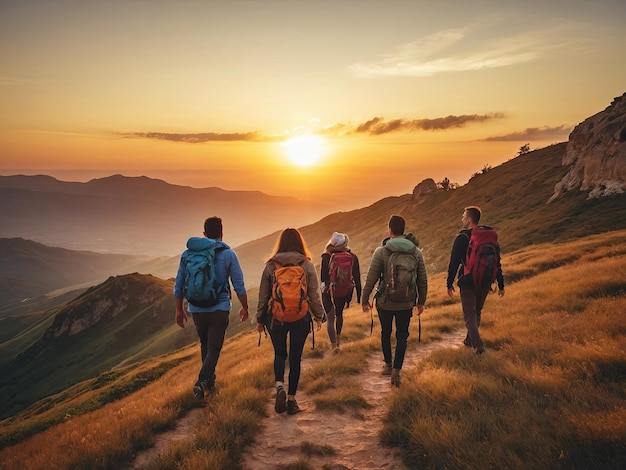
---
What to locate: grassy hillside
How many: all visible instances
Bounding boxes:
[234,142,626,281]
[1,230,623,468]
[0,271,252,420]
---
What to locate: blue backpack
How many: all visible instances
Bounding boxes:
[182,237,225,307]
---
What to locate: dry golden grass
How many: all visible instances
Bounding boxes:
[1,230,624,469]
[382,231,626,469]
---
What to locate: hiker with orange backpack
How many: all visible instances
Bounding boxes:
[446,206,505,355]
[320,232,362,352]
[256,228,325,415]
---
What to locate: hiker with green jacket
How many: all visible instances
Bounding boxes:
[361,215,428,387]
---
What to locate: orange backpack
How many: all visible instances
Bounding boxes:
[269,261,309,322]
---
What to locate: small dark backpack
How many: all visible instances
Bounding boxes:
[329,251,355,298]
[269,261,309,323]
[463,227,500,291]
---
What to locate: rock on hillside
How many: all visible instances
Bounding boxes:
[412,178,438,202]
[550,92,626,201]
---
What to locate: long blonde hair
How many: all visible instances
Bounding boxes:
[266,228,313,261]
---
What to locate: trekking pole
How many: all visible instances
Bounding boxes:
[258,325,267,347]
[418,315,421,343]
[369,303,374,336]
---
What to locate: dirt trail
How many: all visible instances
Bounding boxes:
[128,407,205,469]
[241,328,467,470]
[129,328,467,469]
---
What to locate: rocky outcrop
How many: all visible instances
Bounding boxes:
[412,178,438,201]
[550,93,626,202]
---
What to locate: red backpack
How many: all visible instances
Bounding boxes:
[463,227,500,291]
[329,251,355,298]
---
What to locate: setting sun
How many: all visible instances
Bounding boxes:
[282,134,326,166]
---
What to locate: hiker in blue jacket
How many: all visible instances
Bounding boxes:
[446,206,505,355]
[174,216,249,399]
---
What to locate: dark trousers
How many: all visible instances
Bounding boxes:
[268,315,310,395]
[322,292,348,344]
[192,310,230,386]
[377,308,412,370]
[460,286,489,349]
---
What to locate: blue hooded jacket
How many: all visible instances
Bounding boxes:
[174,237,246,313]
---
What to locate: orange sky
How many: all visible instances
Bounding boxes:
[1,1,625,209]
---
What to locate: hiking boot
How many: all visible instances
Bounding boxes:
[474,346,485,355]
[287,399,302,415]
[382,362,392,376]
[200,380,214,396]
[331,343,340,353]
[193,385,204,399]
[274,385,287,413]
[391,368,401,387]
[463,337,472,347]
[194,380,213,399]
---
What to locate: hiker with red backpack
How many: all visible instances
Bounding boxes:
[361,215,428,387]
[256,228,325,415]
[446,206,505,355]
[320,232,362,352]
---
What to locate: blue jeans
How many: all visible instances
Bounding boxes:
[267,316,310,395]
[377,308,412,370]
[192,310,230,387]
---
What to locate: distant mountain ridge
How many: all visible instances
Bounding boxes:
[0,237,174,307]
[0,174,333,256]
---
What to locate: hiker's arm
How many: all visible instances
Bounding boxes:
[228,252,249,321]
[362,248,383,310]
[320,253,330,287]
[173,258,187,328]
[353,254,362,303]
[446,234,467,290]
[305,261,325,322]
[228,251,247,296]
[256,264,272,326]
[416,252,428,308]
[236,293,249,321]
[174,296,187,328]
[496,250,505,295]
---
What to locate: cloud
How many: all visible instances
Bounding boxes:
[480,125,572,142]
[348,26,562,78]
[0,75,36,86]
[122,112,505,143]
[120,131,280,143]
[321,113,505,136]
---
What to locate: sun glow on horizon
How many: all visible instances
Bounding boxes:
[282,134,326,166]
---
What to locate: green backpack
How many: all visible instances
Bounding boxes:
[383,249,419,303]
